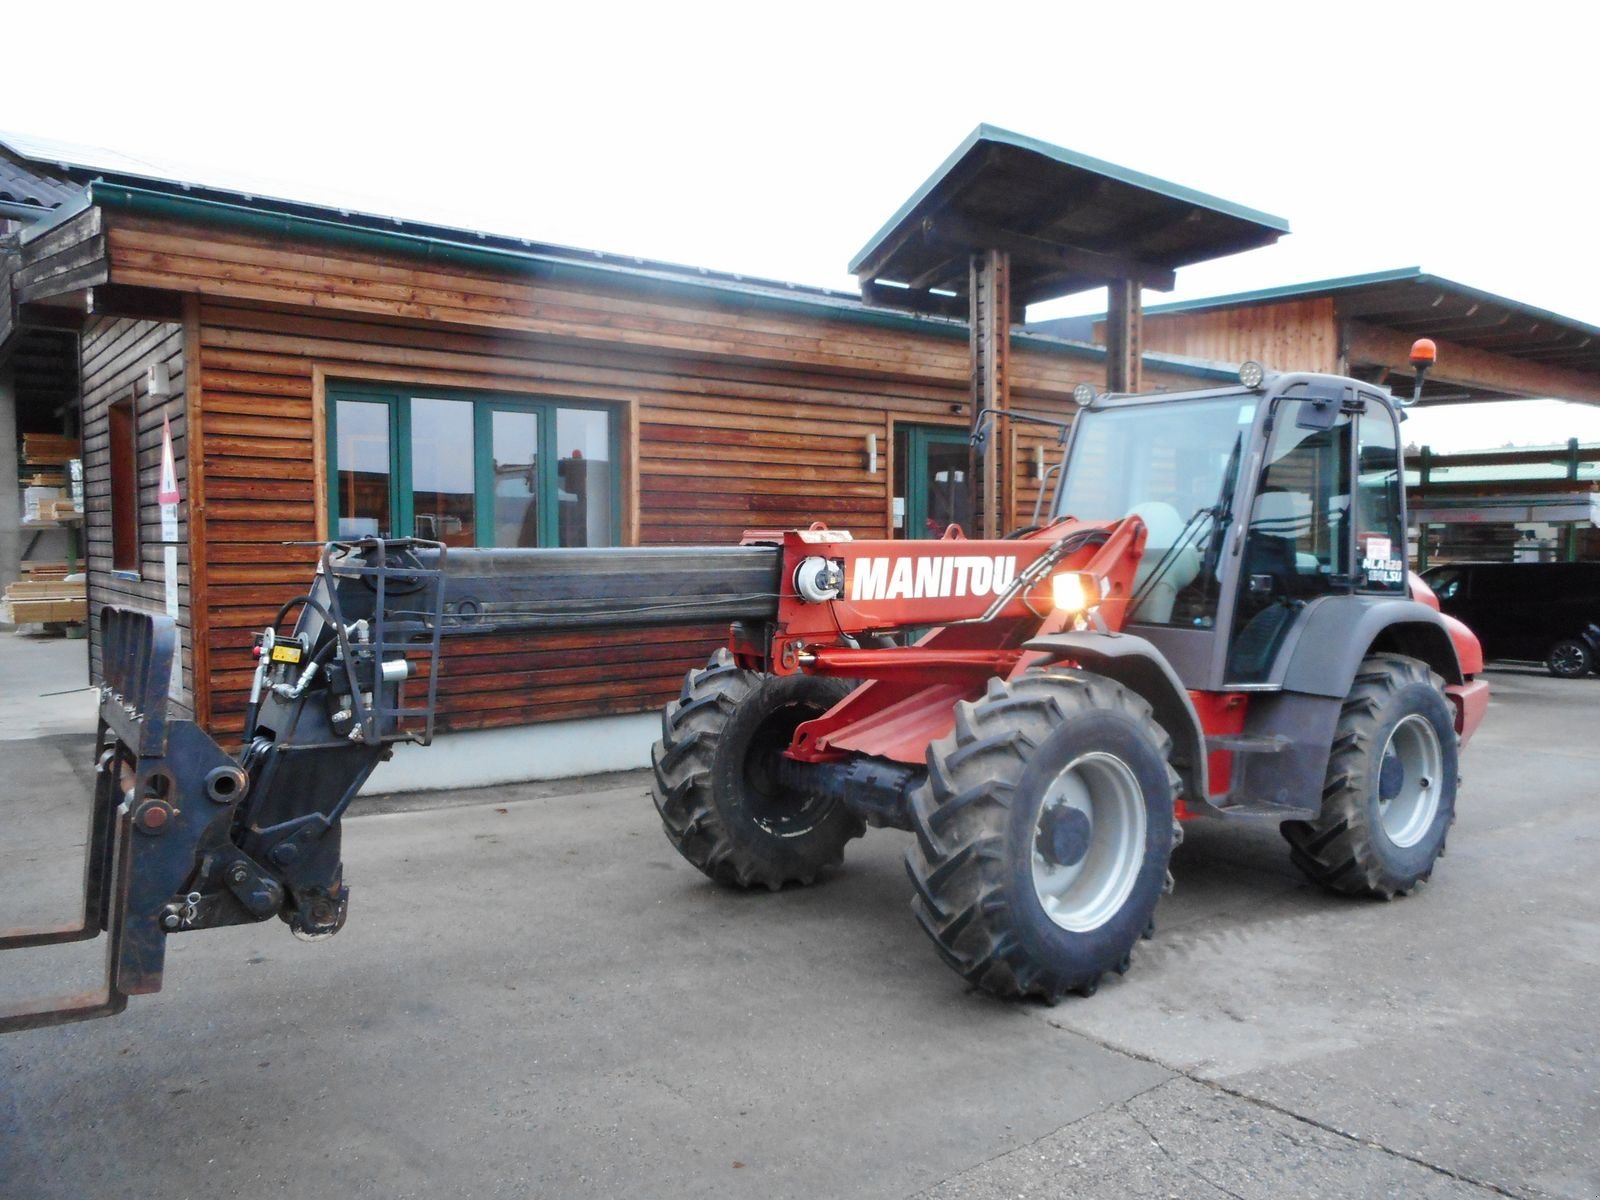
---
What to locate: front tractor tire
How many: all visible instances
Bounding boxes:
[905,670,1180,1003]
[1282,654,1458,899]
[651,649,865,891]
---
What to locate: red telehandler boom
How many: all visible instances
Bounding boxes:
[1,350,1487,1029]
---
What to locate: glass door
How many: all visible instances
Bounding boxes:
[895,425,972,539]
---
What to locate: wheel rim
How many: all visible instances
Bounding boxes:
[1030,751,1147,932]
[744,701,833,836]
[1377,714,1444,848]
[1551,643,1585,675]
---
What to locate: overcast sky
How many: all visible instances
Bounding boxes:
[7,1,1598,452]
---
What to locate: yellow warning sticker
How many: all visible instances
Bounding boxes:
[270,644,303,664]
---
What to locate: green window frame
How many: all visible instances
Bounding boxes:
[326,384,622,547]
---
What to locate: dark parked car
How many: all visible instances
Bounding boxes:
[1422,561,1600,678]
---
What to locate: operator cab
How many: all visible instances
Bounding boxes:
[1051,372,1409,692]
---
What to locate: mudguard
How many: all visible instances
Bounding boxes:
[1023,631,1209,807]
[1279,597,1465,698]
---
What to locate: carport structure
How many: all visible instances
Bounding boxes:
[1119,267,1600,407]
[849,125,1288,535]
[1061,268,1600,562]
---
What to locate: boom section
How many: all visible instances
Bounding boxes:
[755,519,1148,678]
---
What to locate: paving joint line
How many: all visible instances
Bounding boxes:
[1127,1106,1248,1200]
[905,1073,1178,1198]
[1036,1013,1528,1199]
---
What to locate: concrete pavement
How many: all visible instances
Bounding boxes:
[1,635,1595,1199]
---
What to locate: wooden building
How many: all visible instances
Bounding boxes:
[11,132,1593,778]
[0,135,1244,760]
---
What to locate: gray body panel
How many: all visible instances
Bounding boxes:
[1024,631,1211,810]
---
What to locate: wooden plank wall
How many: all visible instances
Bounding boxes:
[100,211,1162,738]
[13,208,108,305]
[80,315,192,714]
[1104,298,1339,375]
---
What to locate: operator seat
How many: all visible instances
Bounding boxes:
[1229,488,1313,680]
[1130,501,1201,623]
[1242,488,1308,596]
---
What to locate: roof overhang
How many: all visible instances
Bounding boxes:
[849,125,1288,317]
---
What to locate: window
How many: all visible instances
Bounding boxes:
[1227,398,1353,683]
[1056,393,1257,627]
[1354,403,1406,593]
[108,394,140,573]
[328,386,618,548]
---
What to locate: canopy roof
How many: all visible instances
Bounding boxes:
[849,125,1289,317]
[1143,267,1600,379]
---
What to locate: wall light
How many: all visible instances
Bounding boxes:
[866,432,879,474]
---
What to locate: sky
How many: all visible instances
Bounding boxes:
[6,0,1598,453]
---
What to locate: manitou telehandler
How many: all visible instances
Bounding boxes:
[0,346,1488,1030]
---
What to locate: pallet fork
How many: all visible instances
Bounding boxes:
[0,609,243,1031]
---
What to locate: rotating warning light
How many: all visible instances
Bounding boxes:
[1409,338,1438,368]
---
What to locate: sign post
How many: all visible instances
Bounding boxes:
[158,415,183,701]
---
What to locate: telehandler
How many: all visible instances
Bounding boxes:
[0,344,1487,1030]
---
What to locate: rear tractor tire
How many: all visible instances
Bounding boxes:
[1282,654,1457,899]
[905,669,1180,1003]
[651,649,865,891]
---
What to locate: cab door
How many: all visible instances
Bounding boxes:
[1223,388,1405,685]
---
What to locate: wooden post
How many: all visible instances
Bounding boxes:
[1105,279,1142,394]
[1565,438,1581,561]
[969,248,1011,538]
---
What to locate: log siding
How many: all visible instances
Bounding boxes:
[91,209,1203,738]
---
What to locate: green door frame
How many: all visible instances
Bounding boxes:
[903,424,970,539]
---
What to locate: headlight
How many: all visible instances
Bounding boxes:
[1051,571,1102,614]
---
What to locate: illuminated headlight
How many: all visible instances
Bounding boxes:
[1050,571,1102,614]
[1238,360,1266,389]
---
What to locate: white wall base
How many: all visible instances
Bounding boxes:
[363,711,659,794]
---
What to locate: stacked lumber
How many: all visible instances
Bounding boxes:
[3,575,87,626]
[20,560,70,580]
[21,433,78,465]
[21,486,81,523]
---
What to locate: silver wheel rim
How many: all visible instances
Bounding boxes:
[1551,643,1585,674]
[1030,751,1147,932]
[1378,714,1443,848]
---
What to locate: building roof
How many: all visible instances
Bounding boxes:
[849,125,1289,316]
[1141,267,1600,378]
[0,144,82,217]
[0,129,1249,385]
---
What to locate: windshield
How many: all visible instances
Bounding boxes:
[1054,393,1257,626]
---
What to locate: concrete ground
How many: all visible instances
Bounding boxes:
[0,633,1595,1199]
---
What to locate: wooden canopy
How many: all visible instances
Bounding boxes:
[849,125,1289,319]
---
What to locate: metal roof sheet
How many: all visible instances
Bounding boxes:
[0,144,83,212]
[849,125,1289,314]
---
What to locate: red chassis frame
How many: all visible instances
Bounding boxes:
[731,522,1488,806]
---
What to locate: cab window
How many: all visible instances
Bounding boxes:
[1354,402,1405,593]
